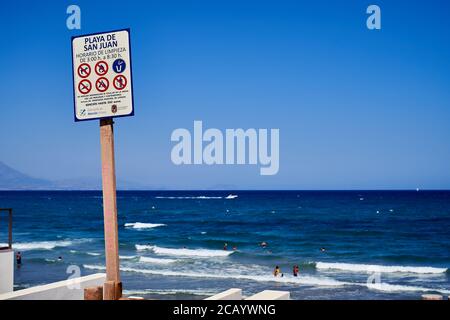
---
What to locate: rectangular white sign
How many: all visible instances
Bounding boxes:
[72,29,134,121]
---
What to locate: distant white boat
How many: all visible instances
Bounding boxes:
[225,194,238,199]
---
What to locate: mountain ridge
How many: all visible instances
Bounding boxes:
[0,161,150,190]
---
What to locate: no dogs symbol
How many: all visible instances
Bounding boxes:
[77,63,91,78]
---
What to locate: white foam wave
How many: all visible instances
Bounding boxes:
[135,245,233,257]
[123,289,220,297]
[155,196,223,200]
[367,283,450,294]
[316,262,448,274]
[84,265,106,270]
[119,255,136,260]
[225,194,238,199]
[8,240,74,251]
[83,264,345,286]
[82,264,450,295]
[87,252,101,256]
[139,256,177,264]
[124,222,166,229]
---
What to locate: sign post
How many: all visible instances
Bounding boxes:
[72,29,134,300]
[99,118,121,300]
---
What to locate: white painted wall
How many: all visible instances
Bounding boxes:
[0,273,106,300]
[0,250,13,294]
[245,290,290,300]
[204,288,242,300]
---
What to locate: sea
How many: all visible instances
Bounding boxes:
[1,190,449,300]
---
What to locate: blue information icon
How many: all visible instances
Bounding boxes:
[112,59,126,73]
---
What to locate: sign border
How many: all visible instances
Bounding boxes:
[71,28,135,122]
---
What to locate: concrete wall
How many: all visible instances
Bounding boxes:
[0,273,106,300]
[245,290,290,300]
[204,288,242,300]
[0,250,13,294]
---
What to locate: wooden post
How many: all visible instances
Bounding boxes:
[421,294,443,300]
[99,118,122,300]
[84,286,103,300]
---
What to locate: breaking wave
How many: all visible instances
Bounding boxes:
[87,252,101,256]
[119,255,137,260]
[123,288,219,297]
[139,256,177,264]
[155,196,223,200]
[316,262,448,274]
[83,264,450,294]
[6,240,74,251]
[124,222,166,229]
[135,245,234,257]
[83,264,346,286]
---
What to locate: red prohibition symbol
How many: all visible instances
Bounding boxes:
[95,61,109,76]
[77,63,91,78]
[78,79,92,94]
[113,75,127,90]
[96,77,109,92]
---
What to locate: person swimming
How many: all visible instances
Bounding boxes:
[223,243,228,250]
[293,265,299,277]
[273,265,282,277]
[260,241,268,248]
[320,247,326,253]
[16,251,22,267]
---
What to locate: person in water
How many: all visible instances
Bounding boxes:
[293,265,299,277]
[260,241,268,248]
[223,243,228,250]
[274,266,282,277]
[320,247,326,253]
[16,251,22,267]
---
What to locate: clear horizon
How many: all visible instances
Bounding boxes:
[1,1,450,189]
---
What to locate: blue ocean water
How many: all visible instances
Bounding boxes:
[1,190,449,300]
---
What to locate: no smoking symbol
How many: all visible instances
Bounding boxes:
[96,77,109,92]
[78,79,92,94]
[77,63,91,78]
[113,75,127,90]
[95,61,109,76]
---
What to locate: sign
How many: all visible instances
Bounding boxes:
[71,29,134,121]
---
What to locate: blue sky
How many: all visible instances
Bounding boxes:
[0,0,450,189]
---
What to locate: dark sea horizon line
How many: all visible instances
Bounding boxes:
[1,189,450,192]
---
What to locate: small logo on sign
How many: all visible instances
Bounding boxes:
[112,59,126,73]
[111,104,118,114]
